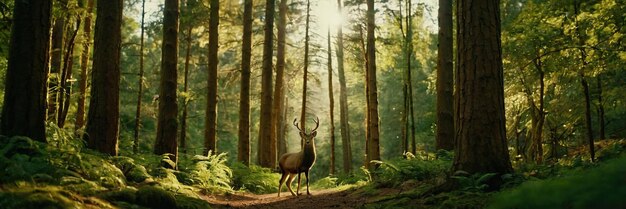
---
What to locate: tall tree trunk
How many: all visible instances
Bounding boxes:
[366,0,381,171]
[57,19,81,127]
[300,0,311,142]
[453,0,513,178]
[75,0,94,131]
[238,0,252,166]
[327,28,336,176]
[133,0,146,154]
[258,0,276,168]
[436,0,454,151]
[180,25,192,154]
[358,25,370,168]
[278,97,288,157]
[573,0,594,162]
[336,0,352,174]
[48,0,68,122]
[85,0,122,156]
[272,0,288,161]
[406,0,416,155]
[154,0,179,163]
[204,0,219,155]
[1,0,52,141]
[597,75,605,140]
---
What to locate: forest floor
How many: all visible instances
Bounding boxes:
[201,187,389,209]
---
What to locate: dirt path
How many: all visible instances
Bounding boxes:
[201,189,368,209]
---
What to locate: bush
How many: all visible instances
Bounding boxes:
[373,156,451,187]
[231,163,280,194]
[487,155,626,209]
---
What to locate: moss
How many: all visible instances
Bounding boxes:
[174,195,212,209]
[112,156,152,183]
[135,186,177,209]
[0,186,76,209]
[99,187,138,203]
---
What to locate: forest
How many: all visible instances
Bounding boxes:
[0,0,625,208]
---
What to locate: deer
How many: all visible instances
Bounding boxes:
[277,117,319,197]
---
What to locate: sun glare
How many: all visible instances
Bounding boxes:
[313,0,345,31]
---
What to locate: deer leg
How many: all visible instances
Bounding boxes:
[305,171,311,195]
[296,173,302,196]
[286,174,296,196]
[278,171,288,197]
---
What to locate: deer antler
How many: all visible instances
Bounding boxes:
[311,116,320,133]
[293,118,303,132]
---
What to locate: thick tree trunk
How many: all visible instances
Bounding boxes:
[453,0,513,176]
[327,28,336,175]
[278,97,288,157]
[272,0,287,161]
[258,0,276,168]
[366,0,381,171]
[1,0,52,141]
[238,0,253,166]
[154,0,179,163]
[405,0,416,155]
[358,25,370,168]
[75,0,94,131]
[204,0,219,155]
[336,0,352,173]
[85,0,122,155]
[436,0,454,151]
[133,0,146,153]
[573,1,594,162]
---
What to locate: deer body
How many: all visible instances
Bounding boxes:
[277,118,319,197]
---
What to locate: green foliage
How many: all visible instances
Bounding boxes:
[488,155,626,209]
[310,176,338,189]
[335,167,371,185]
[0,185,116,209]
[451,171,497,192]
[135,186,178,209]
[372,155,451,187]
[183,151,233,193]
[231,162,280,194]
[111,156,152,183]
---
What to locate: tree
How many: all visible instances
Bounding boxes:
[75,0,94,131]
[336,0,352,173]
[573,0,595,162]
[1,0,52,141]
[300,0,311,135]
[453,0,513,177]
[258,0,276,168]
[436,0,454,151]
[133,0,146,154]
[47,0,68,122]
[366,0,381,170]
[272,0,288,161]
[85,0,122,155]
[238,0,253,166]
[180,0,194,154]
[404,0,416,154]
[327,27,336,175]
[154,0,179,163]
[204,0,219,155]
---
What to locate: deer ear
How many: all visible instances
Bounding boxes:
[310,131,317,137]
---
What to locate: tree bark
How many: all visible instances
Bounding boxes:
[238,0,253,166]
[300,0,311,145]
[405,0,416,155]
[597,75,605,140]
[436,0,454,151]
[366,0,381,171]
[133,0,146,154]
[48,0,68,122]
[573,0,594,162]
[327,28,336,175]
[336,0,352,174]
[57,19,81,127]
[75,0,94,131]
[272,0,288,162]
[453,0,512,176]
[258,0,276,168]
[1,0,52,141]
[154,0,179,163]
[204,0,219,155]
[85,0,122,156]
[180,25,192,154]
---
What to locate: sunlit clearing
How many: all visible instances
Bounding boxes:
[313,0,344,30]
